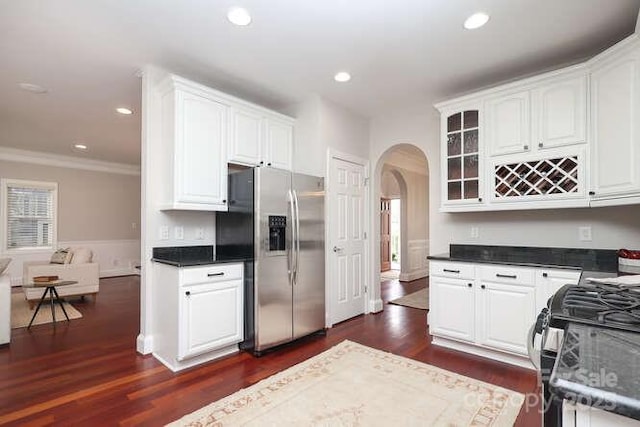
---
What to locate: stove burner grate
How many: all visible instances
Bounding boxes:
[561,284,640,328]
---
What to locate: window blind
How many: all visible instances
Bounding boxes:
[6,184,55,249]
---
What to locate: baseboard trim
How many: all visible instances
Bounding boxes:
[153,345,239,372]
[136,333,153,355]
[101,268,139,278]
[399,269,428,282]
[431,336,535,370]
[369,298,383,313]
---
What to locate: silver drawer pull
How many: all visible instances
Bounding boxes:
[496,273,517,279]
[207,272,225,277]
[444,269,460,273]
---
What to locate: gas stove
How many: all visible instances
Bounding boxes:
[547,283,640,332]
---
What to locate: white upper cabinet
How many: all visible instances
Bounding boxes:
[535,75,587,150]
[228,107,263,166]
[590,40,640,203]
[228,108,294,170]
[485,91,531,156]
[160,77,229,211]
[265,117,293,170]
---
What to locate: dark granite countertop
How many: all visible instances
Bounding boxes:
[151,245,252,267]
[549,323,640,421]
[428,244,618,273]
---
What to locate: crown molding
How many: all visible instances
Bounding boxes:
[0,146,140,176]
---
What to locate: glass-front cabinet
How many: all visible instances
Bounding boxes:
[442,108,483,209]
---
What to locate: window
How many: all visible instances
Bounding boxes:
[1,179,57,252]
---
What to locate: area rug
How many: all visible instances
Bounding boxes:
[169,340,524,426]
[381,269,400,280]
[10,293,82,328]
[388,287,429,310]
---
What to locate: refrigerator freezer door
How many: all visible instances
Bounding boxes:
[254,167,294,351]
[292,173,325,339]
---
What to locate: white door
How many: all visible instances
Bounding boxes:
[265,118,293,170]
[228,106,263,166]
[178,279,243,360]
[485,90,531,156]
[535,75,587,150]
[176,89,228,207]
[429,277,475,342]
[590,48,640,198]
[329,157,367,324]
[477,281,536,355]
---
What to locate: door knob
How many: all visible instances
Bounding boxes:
[333,246,343,253]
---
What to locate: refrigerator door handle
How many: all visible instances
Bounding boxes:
[287,189,295,287]
[293,190,301,285]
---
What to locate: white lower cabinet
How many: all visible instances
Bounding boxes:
[429,277,475,342]
[179,279,243,360]
[477,280,536,355]
[153,262,244,371]
[429,261,578,367]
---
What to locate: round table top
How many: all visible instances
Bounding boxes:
[24,280,79,288]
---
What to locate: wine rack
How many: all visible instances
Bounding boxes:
[494,156,579,198]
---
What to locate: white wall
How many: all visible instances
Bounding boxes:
[288,95,370,177]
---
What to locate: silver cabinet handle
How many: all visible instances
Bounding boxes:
[333,246,343,253]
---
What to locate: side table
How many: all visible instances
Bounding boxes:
[24,280,78,328]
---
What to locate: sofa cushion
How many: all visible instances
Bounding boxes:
[0,258,10,275]
[70,247,93,264]
[50,248,72,264]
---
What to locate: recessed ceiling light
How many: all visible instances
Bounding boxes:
[18,83,48,94]
[73,144,88,150]
[334,72,351,83]
[227,7,252,26]
[464,12,490,30]
[116,107,133,115]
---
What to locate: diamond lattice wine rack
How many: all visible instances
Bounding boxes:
[494,156,579,198]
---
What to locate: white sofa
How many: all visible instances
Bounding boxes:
[23,261,100,308]
[0,274,10,345]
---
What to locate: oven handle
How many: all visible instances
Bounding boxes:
[527,323,541,371]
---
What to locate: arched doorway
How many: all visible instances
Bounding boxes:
[371,144,429,309]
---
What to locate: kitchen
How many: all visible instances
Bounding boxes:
[3,1,640,425]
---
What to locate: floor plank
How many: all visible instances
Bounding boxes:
[0,275,540,425]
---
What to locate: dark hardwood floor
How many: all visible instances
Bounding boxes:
[0,275,540,426]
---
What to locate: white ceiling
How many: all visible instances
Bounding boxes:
[1,0,638,165]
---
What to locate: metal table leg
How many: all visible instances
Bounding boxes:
[50,287,56,324]
[27,287,51,329]
[52,287,70,321]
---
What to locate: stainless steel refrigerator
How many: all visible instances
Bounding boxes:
[216,167,325,355]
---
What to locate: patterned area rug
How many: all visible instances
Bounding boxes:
[169,340,525,426]
[10,293,82,328]
[388,287,429,310]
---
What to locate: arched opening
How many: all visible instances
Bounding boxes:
[371,143,429,309]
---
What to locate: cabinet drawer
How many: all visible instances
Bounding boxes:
[479,265,534,285]
[181,263,243,285]
[430,261,475,279]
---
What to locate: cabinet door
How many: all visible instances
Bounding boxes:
[442,109,481,205]
[178,279,243,360]
[429,276,475,342]
[591,48,640,198]
[265,118,293,170]
[477,281,536,355]
[536,75,587,150]
[176,90,228,207]
[535,269,581,312]
[228,107,263,166]
[575,404,640,427]
[485,91,531,156]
